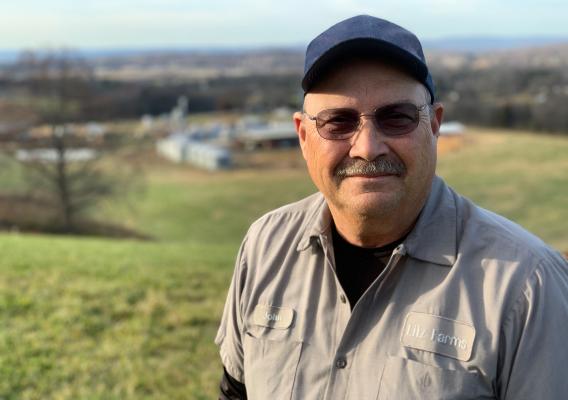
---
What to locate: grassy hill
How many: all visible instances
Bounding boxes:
[0,128,566,399]
[437,128,568,250]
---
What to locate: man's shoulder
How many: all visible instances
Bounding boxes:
[257,192,325,221]
[245,192,325,242]
[456,191,563,265]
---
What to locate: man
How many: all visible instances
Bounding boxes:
[216,15,568,400]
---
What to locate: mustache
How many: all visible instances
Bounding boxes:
[335,157,406,179]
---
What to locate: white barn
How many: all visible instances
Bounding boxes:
[156,134,231,170]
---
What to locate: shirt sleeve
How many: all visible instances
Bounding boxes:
[498,251,568,399]
[215,236,248,383]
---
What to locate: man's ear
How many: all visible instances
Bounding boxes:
[430,103,444,137]
[293,111,309,160]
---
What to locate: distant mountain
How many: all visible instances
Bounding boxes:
[2,37,568,78]
[423,36,568,53]
[0,46,306,65]
[1,36,568,64]
[427,42,568,70]
[90,47,305,81]
[0,50,18,64]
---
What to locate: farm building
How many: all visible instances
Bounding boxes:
[439,121,466,135]
[236,121,298,150]
[156,134,232,170]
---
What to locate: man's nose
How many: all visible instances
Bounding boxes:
[348,117,390,161]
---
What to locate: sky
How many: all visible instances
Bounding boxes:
[2,0,568,49]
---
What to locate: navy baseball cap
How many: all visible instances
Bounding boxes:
[302,15,435,103]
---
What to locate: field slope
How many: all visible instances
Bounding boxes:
[0,128,566,399]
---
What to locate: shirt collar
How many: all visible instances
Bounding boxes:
[296,193,331,251]
[296,176,458,267]
[403,176,457,267]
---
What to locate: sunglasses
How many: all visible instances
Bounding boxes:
[304,102,430,140]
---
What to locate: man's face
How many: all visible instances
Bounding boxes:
[294,60,443,221]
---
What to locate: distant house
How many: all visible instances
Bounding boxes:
[439,122,466,135]
[156,134,232,170]
[85,123,106,138]
[16,148,98,163]
[236,121,298,150]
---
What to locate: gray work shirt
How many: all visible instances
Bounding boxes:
[215,176,568,400]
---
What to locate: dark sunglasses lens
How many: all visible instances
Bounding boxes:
[317,110,359,139]
[375,103,419,136]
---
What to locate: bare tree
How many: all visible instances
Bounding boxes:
[7,49,133,233]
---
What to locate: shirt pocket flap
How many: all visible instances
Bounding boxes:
[378,356,489,400]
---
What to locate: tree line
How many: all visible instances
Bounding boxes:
[433,64,568,132]
[0,49,567,133]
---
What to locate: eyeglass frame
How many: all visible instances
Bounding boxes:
[302,102,432,141]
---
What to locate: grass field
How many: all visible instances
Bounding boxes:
[0,127,567,399]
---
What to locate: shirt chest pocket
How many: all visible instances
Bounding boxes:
[377,356,493,400]
[243,327,303,400]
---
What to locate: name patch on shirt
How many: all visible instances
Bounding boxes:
[253,305,295,329]
[401,312,476,361]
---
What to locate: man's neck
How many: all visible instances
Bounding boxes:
[329,204,422,248]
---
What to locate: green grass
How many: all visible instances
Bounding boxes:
[0,162,316,399]
[0,128,566,399]
[120,169,315,244]
[437,128,568,250]
[0,235,236,399]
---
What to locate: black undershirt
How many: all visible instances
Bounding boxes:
[218,225,404,399]
[331,223,402,308]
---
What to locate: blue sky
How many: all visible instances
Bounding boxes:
[2,0,568,49]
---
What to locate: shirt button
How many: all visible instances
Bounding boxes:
[335,358,347,369]
[340,294,347,304]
